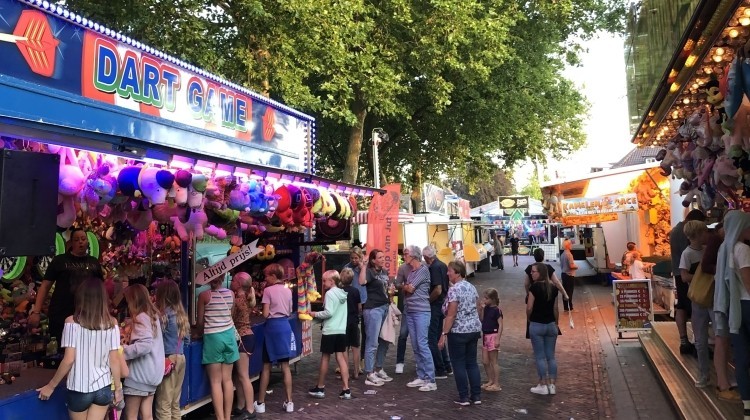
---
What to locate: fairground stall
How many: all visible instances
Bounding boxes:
[540,163,676,315]
[0,0,381,417]
[356,183,483,275]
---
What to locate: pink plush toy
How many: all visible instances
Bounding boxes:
[55,147,85,229]
[127,199,153,231]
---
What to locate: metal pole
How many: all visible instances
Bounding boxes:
[372,128,382,189]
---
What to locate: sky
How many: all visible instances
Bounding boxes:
[515,34,635,187]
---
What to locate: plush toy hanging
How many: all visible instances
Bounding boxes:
[296,252,323,321]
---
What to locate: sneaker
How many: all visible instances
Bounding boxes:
[365,373,384,386]
[308,386,325,398]
[446,368,454,376]
[339,389,352,400]
[395,363,404,374]
[695,378,709,389]
[253,402,266,414]
[717,387,741,402]
[530,384,550,395]
[283,401,294,413]
[231,408,243,416]
[548,384,557,395]
[470,399,482,405]
[375,369,393,382]
[419,382,437,392]
[454,398,470,406]
[435,373,448,380]
[407,378,426,388]
[232,409,256,420]
[679,342,696,355]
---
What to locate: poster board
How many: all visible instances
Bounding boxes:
[613,279,653,333]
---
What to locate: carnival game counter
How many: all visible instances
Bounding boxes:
[0,317,303,418]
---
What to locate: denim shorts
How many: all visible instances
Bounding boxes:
[66,385,112,412]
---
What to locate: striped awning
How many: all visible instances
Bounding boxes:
[354,211,415,225]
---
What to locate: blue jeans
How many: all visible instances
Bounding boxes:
[363,304,390,373]
[447,331,481,401]
[396,312,409,364]
[407,311,435,382]
[691,302,711,382]
[730,300,750,400]
[529,321,558,380]
[429,303,452,374]
[66,385,112,412]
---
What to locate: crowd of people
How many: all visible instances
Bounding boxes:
[668,209,750,417]
[29,232,578,420]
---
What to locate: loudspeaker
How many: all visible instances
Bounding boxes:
[0,150,60,256]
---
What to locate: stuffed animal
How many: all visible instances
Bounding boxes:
[126,199,153,231]
[228,181,251,212]
[171,170,192,205]
[274,185,295,226]
[296,252,323,321]
[117,166,143,199]
[138,167,175,205]
[292,187,312,228]
[187,174,208,209]
[56,148,86,229]
[81,158,118,216]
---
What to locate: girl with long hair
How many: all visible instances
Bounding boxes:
[359,249,393,386]
[122,284,165,420]
[231,272,257,419]
[154,281,190,420]
[480,288,503,391]
[37,277,122,420]
[526,263,560,395]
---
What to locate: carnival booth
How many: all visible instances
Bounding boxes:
[356,183,482,275]
[540,162,675,314]
[0,0,381,417]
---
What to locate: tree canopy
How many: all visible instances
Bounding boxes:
[60,0,625,190]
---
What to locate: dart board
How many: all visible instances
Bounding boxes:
[0,256,26,281]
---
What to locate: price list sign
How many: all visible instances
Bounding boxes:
[613,279,654,332]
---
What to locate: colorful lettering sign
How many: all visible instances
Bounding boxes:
[497,196,530,210]
[562,193,638,216]
[0,0,313,171]
[562,213,619,226]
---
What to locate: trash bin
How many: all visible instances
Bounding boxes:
[477,256,491,272]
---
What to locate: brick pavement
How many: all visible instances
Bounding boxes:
[188,255,675,419]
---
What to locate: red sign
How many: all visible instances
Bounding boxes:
[366,183,401,278]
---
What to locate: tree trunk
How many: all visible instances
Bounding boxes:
[410,169,423,213]
[342,101,367,184]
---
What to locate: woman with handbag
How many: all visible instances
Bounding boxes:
[196,277,239,420]
[678,220,709,387]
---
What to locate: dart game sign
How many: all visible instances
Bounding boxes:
[0,0,313,172]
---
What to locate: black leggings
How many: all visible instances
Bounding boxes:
[561,273,575,310]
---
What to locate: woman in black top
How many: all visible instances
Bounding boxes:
[526,263,559,396]
[358,249,393,386]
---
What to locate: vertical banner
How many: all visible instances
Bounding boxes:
[367,183,401,278]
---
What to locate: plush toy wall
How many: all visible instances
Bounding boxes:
[628,171,671,257]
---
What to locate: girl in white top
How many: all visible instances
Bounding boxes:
[37,277,122,420]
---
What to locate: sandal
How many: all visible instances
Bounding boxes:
[486,384,502,392]
[481,382,493,390]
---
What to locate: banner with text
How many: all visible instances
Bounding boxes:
[367,183,401,278]
[562,193,638,216]
[195,240,261,285]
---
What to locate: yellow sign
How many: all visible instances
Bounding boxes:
[562,213,619,226]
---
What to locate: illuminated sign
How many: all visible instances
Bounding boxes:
[497,196,529,210]
[562,193,638,216]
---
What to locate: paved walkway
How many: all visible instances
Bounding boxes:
[188,255,677,419]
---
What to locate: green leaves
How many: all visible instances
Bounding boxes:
[59,0,624,189]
